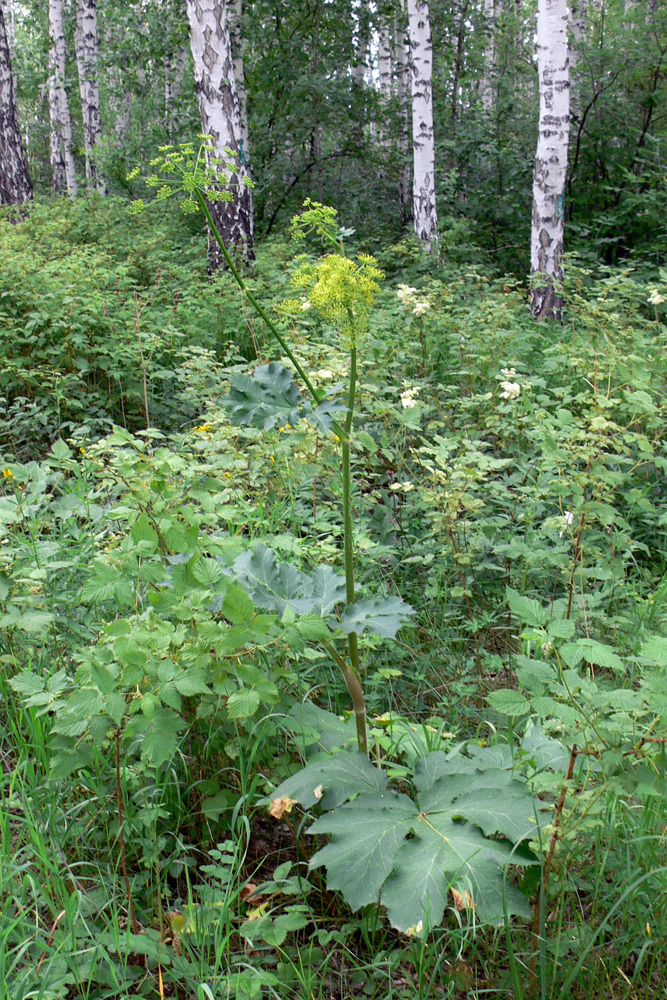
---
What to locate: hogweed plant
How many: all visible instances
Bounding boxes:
[137,142,413,755]
[117,143,552,939]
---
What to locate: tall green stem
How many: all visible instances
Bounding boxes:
[340,345,367,754]
[197,189,367,754]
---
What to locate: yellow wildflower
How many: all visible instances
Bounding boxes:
[2,468,13,478]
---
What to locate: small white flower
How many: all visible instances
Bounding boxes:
[413,300,430,316]
[541,641,553,657]
[559,511,574,537]
[301,300,312,310]
[499,381,521,400]
[648,288,664,306]
[401,395,417,408]
[500,367,517,379]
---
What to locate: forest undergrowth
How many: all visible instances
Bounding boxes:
[2,194,667,1000]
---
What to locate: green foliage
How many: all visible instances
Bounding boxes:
[269,739,545,933]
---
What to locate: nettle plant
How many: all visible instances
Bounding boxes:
[131,142,548,933]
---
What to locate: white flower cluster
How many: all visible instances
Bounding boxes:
[648,287,665,306]
[499,366,521,400]
[396,284,431,316]
[400,383,420,409]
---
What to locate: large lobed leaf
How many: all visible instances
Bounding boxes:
[271,749,543,933]
[222,361,345,433]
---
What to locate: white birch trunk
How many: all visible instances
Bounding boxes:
[378,22,393,100]
[48,0,78,195]
[568,0,587,121]
[0,5,32,205]
[228,0,250,168]
[75,0,106,193]
[407,0,438,249]
[354,0,370,86]
[530,0,570,320]
[395,1,412,222]
[480,0,496,112]
[185,0,253,264]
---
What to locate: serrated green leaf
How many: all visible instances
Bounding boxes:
[487,689,530,717]
[232,544,304,614]
[307,396,347,433]
[222,362,304,430]
[270,750,386,810]
[141,707,185,767]
[340,597,413,639]
[309,792,417,909]
[285,703,357,753]
[303,757,539,932]
[174,669,212,696]
[9,672,46,697]
[569,638,624,672]
[222,584,255,624]
[227,687,261,718]
[192,556,225,587]
[640,635,667,666]
[547,618,576,639]
[506,587,547,627]
[50,438,72,460]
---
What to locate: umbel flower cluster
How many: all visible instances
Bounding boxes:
[291,253,384,345]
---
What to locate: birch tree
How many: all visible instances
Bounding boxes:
[185,0,253,264]
[530,0,570,320]
[0,5,32,205]
[395,1,412,220]
[228,0,250,168]
[48,0,78,195]
[75,0,106,193]
[407,0,437,248]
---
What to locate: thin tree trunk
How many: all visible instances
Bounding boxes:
[530,0,570,321]
[354,0,370,87]
[75,0,106,193]
[185,0,253,265]
[48,0,77,195]
[228,0,250,169]
[0,6,32,205]
[395,1,412,221]
[407,0,438,249]
[480,0,496,111]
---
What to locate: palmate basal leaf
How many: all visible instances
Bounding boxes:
[268,750,386,810]
[275,749,542,934]
[340,596,414,639]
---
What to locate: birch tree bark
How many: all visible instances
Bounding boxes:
[480,0,497,112]
[75,0,106,193]
[395,2,412,221]
[185,0,253,264]
[228,0,250,169]
[530,0,570,320]
[0,6,32,205]
[49,0,78,195]
[407,0,438,249]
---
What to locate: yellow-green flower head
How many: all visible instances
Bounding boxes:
[290,253,383,345]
